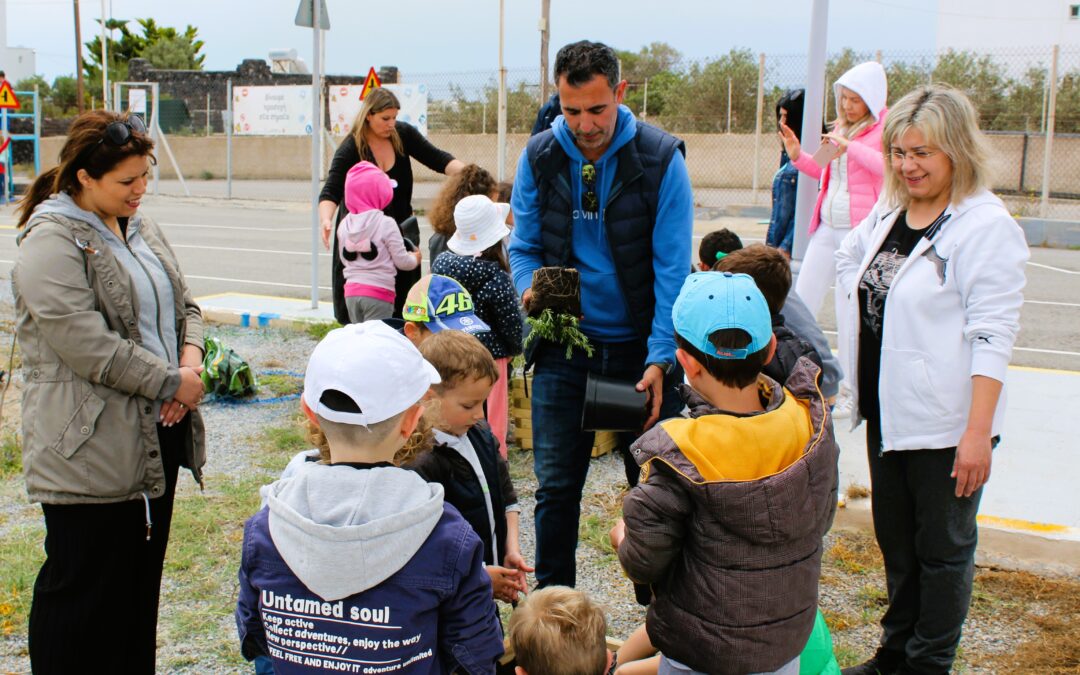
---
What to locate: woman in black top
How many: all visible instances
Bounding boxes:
[319,87,464,322]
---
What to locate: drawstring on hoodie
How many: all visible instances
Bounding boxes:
[141,492,153,541]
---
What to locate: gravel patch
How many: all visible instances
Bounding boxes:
[0,303,1074,672]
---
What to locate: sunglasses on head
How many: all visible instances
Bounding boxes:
[101,115,148,146]
[581,162,598,214]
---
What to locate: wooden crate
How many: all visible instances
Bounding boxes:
[509,371,619,458]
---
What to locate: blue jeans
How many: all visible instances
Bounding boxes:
[530,338,684,588]
[767,159,798,254]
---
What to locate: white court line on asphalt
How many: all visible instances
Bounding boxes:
[821,329,1080,358]
[159,222,310,232]
[184,274,332,291]
[1028,261,1080,275]
[170,243,331,257]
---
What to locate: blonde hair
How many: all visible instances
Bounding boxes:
[418,330,499,391]
[509,586,607,675]
[394,402,436,466]
[350,88,404,160]
[881,84,993,208]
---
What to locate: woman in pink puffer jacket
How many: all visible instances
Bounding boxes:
[780,61,888,411]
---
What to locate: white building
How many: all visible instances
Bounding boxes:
[0,0,38,84]
[936,0,1080,50]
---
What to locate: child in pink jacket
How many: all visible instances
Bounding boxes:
[337,161,422,323]
[780,60,887,416]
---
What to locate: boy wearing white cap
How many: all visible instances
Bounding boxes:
[609,272,839,675]
[236,322,504,674]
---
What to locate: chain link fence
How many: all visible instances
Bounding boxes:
[32,47,1080,217]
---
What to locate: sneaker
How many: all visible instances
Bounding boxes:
[841,647,904,675]
[832,389,855,419]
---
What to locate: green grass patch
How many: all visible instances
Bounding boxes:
[506,448,533,483]
[304,321,341,341]
[0,518,45,637]
[578,513,617,562]
[0,432,21,478]
[259,373,303,397]
[255,419,311,473]
[159,473,268,671]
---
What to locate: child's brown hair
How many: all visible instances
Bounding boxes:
[714,243,792,315]
[509,586,607,675]
[418,330,499,391]
[428,164,497,237]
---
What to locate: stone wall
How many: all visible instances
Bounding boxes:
[125,59,398,133]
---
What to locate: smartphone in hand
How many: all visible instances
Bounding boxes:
[812,141,840,167]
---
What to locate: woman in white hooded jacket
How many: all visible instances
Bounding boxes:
[835,86,1027,675]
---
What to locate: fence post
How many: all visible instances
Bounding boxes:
[751,53,765,204]
[642,78,649,119]
[1040,44,1059,217]
[1019,132,1028,193]
[226,79,233,199]
[497,0,508,180]
[726,77,733,134]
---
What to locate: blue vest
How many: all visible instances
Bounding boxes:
[525,123,685,342]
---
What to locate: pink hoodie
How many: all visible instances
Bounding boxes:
[793,61,888,236]
[338,161,418,295]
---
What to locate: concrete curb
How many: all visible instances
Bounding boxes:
[834,504,1080,580]
[202,308,334,332]
[1017,217,1080,248]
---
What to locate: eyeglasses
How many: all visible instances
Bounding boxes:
[581,162,598,214]
[887,148,940,163]
[100,115,148,147]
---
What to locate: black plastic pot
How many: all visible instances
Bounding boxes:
[581,372,648,432]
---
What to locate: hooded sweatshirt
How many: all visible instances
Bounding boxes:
[29,193,179,371]
[509,105,693,363]
[793,61,888,236]
[237,464,504,674]
[339,162,419,297]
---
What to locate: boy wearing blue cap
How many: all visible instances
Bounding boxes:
[610,272,840,675]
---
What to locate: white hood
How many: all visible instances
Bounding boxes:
[262,465,444,601]
[834,61,888,123]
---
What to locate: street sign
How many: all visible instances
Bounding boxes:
[295,0,331,29]
[0,82,20,109]
[360,68,381,101]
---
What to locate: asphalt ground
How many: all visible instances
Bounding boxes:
[0,194,1076,372]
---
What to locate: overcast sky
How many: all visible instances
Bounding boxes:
[9,0,940,81]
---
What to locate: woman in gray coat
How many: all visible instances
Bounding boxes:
[13,110,206,674]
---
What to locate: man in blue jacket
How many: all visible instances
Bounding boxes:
[509,40,694,589]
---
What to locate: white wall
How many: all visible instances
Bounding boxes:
[4,47,36,84]
[936,0,1080,50]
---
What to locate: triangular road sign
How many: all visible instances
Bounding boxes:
[360,68,382,101]
[0,82,20,110]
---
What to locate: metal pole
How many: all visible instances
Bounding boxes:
[226,79,233,199]
[73,0,85,114]
[2,109,8,204]
[793,0,829,262]
[539,0,551,102]
[751,53,765,203]
[310,0,323,309]
[100,0,108,109]
[205,93,210,136]
[150,83,159,194]
[726,77,732,134]
[642,78,649,118]
[1040,44,1059,217]
[497,0,508,180]
[33,85,41,175]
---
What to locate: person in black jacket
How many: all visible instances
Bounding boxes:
[319,87,465,322]
[715,244,824,388]
[404,330,533,604]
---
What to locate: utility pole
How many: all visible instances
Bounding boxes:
[100,0,108,109]
[539,0,551,101]
[73,0,85,113]
[497,0,507,179]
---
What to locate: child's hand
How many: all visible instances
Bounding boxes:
[414,249,423,265]
[486,565,525,603]
[609,518,626,551]
[503,550,534,593]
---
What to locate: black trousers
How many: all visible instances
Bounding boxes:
[866,420,982,674]
[28,420,187,675]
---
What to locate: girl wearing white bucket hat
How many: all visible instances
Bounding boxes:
[433,194,522,457]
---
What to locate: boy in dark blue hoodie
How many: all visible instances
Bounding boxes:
[236,322,503,674]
